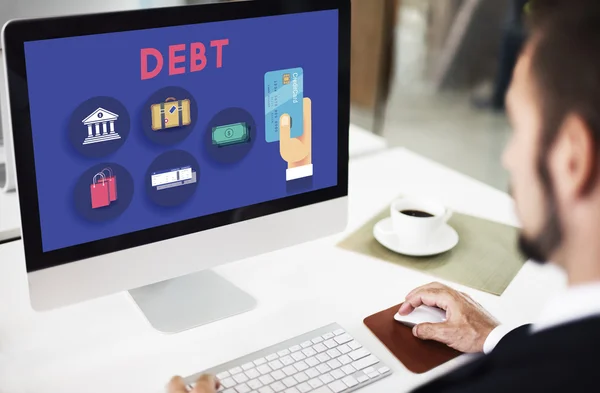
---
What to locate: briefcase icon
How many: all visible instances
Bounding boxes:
[151,97,192,131]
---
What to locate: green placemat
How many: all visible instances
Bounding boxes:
[338,205,526,296]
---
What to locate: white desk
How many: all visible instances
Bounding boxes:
[0,126,384,243]
[0,148,565,393]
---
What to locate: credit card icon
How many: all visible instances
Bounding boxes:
[264,67,304,143]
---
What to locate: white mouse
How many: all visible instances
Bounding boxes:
[394,305,447,327]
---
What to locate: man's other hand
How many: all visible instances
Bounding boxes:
[168,375,219,393]
[398,282,500,353]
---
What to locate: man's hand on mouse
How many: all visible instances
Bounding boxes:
[167,375,219,393]
[398,282,499,353]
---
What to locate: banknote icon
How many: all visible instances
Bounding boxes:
[212,122,250,147]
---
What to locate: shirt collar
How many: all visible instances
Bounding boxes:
[532,282,600,333]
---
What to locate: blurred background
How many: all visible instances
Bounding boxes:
[1,0,521,191]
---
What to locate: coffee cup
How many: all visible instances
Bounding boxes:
[383,196,452,247]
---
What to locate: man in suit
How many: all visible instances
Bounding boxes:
[169,0,600,391]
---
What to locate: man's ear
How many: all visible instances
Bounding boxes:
[550,114,596,200]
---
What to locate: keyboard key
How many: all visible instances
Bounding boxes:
[223,389,235,393]
[243,362,255,371]
[258,365,273,375]
[221,378,236,388]
[217,371,231,380]
[316,364,332,374]
[248,379,263,390]
[334,334,352,345]
[348,341,361,351]
[229,367,243,375]
[289,345,302,353]
[356,374,369,383]
[301,341,312,348]
[328,380,347,393]
[363,367,375,375]
[378,366,391,374]
[313,343,328,353]
[341,365,355,375]
[306,368,320,379]
[292,352,306,361]
[266,354,279,361]
[326,349,341,359]
[338,355,351,365]
[254,358,267,366]
[338,345,351,355]
[319,373,334,384]
[367,371,379,379]
[327,359,342,369]
[259,387,274,393]
[296,382,311,393]
[294,372,309,383]
[309,378,324,389]
[282,377,297,388]
[234,373,249,384]
[322,332,335,340]
[271,370,286,380]
[246,369,261,379]
[330,369,345,380]
[278,349,291,357]
[312,337,324,344]
[295,361,309,372]
[323,339,337,349]
[269,360,284,370]
[352,355,379,371]
[259,375,275,385]
[333,329,345,336]
[302,348,317,357]
[285,388,300,393]
[348,349,370,361]
[306,357,320,367]
[283,366,297,376]
[316,353,331,363]
[342,376,358,388]
[280,356,294,366]
[235,383,251,393]
[271,381,286,392]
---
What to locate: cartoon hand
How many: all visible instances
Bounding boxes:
[279,97,312,169]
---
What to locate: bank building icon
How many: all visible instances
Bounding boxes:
[82,107,121,145]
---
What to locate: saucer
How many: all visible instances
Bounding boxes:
[373,217,459,257]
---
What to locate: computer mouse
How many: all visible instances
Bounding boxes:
[394,305,447,327]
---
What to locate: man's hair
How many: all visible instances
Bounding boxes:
[528,0,600,191]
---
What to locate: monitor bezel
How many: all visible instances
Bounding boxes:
[3,0,350,273]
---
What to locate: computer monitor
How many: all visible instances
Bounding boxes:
[2,0,350,332]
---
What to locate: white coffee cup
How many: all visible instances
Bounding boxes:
[384,196,452,247]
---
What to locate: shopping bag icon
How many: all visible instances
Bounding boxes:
[101,167,118,202]
[150,97,192,131]
[90,173,110,209]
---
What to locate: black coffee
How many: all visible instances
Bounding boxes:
[400,210,434,218]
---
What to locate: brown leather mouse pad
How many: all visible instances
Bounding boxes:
[364,303,461,374]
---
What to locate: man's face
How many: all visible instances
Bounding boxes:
[503,48,562,262]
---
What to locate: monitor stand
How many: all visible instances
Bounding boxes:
[128,270,257,333]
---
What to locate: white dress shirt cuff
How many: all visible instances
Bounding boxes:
[483,324,518,354]
[286,164,313,181]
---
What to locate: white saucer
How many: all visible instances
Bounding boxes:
[373,217,459,257]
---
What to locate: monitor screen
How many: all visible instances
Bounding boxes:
[22,10,340,253]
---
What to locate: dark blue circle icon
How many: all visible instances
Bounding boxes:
[203,107,257,165]
[69,97,131,158]
[73,163,134,222]
[142,86,198,146]
[145,150,200,207]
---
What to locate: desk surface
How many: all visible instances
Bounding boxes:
[0,148,565,393]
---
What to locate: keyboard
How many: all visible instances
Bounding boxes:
[184,323,392,393]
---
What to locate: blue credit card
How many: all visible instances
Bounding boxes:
[264,67,304,143]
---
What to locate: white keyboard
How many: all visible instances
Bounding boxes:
[184,323,392,393]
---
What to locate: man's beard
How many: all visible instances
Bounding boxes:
[518,153,563,264]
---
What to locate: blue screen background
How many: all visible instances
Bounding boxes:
[24,10,339,252]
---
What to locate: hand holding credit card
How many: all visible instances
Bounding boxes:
[265,67,304,142]
[280,97,312,169]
